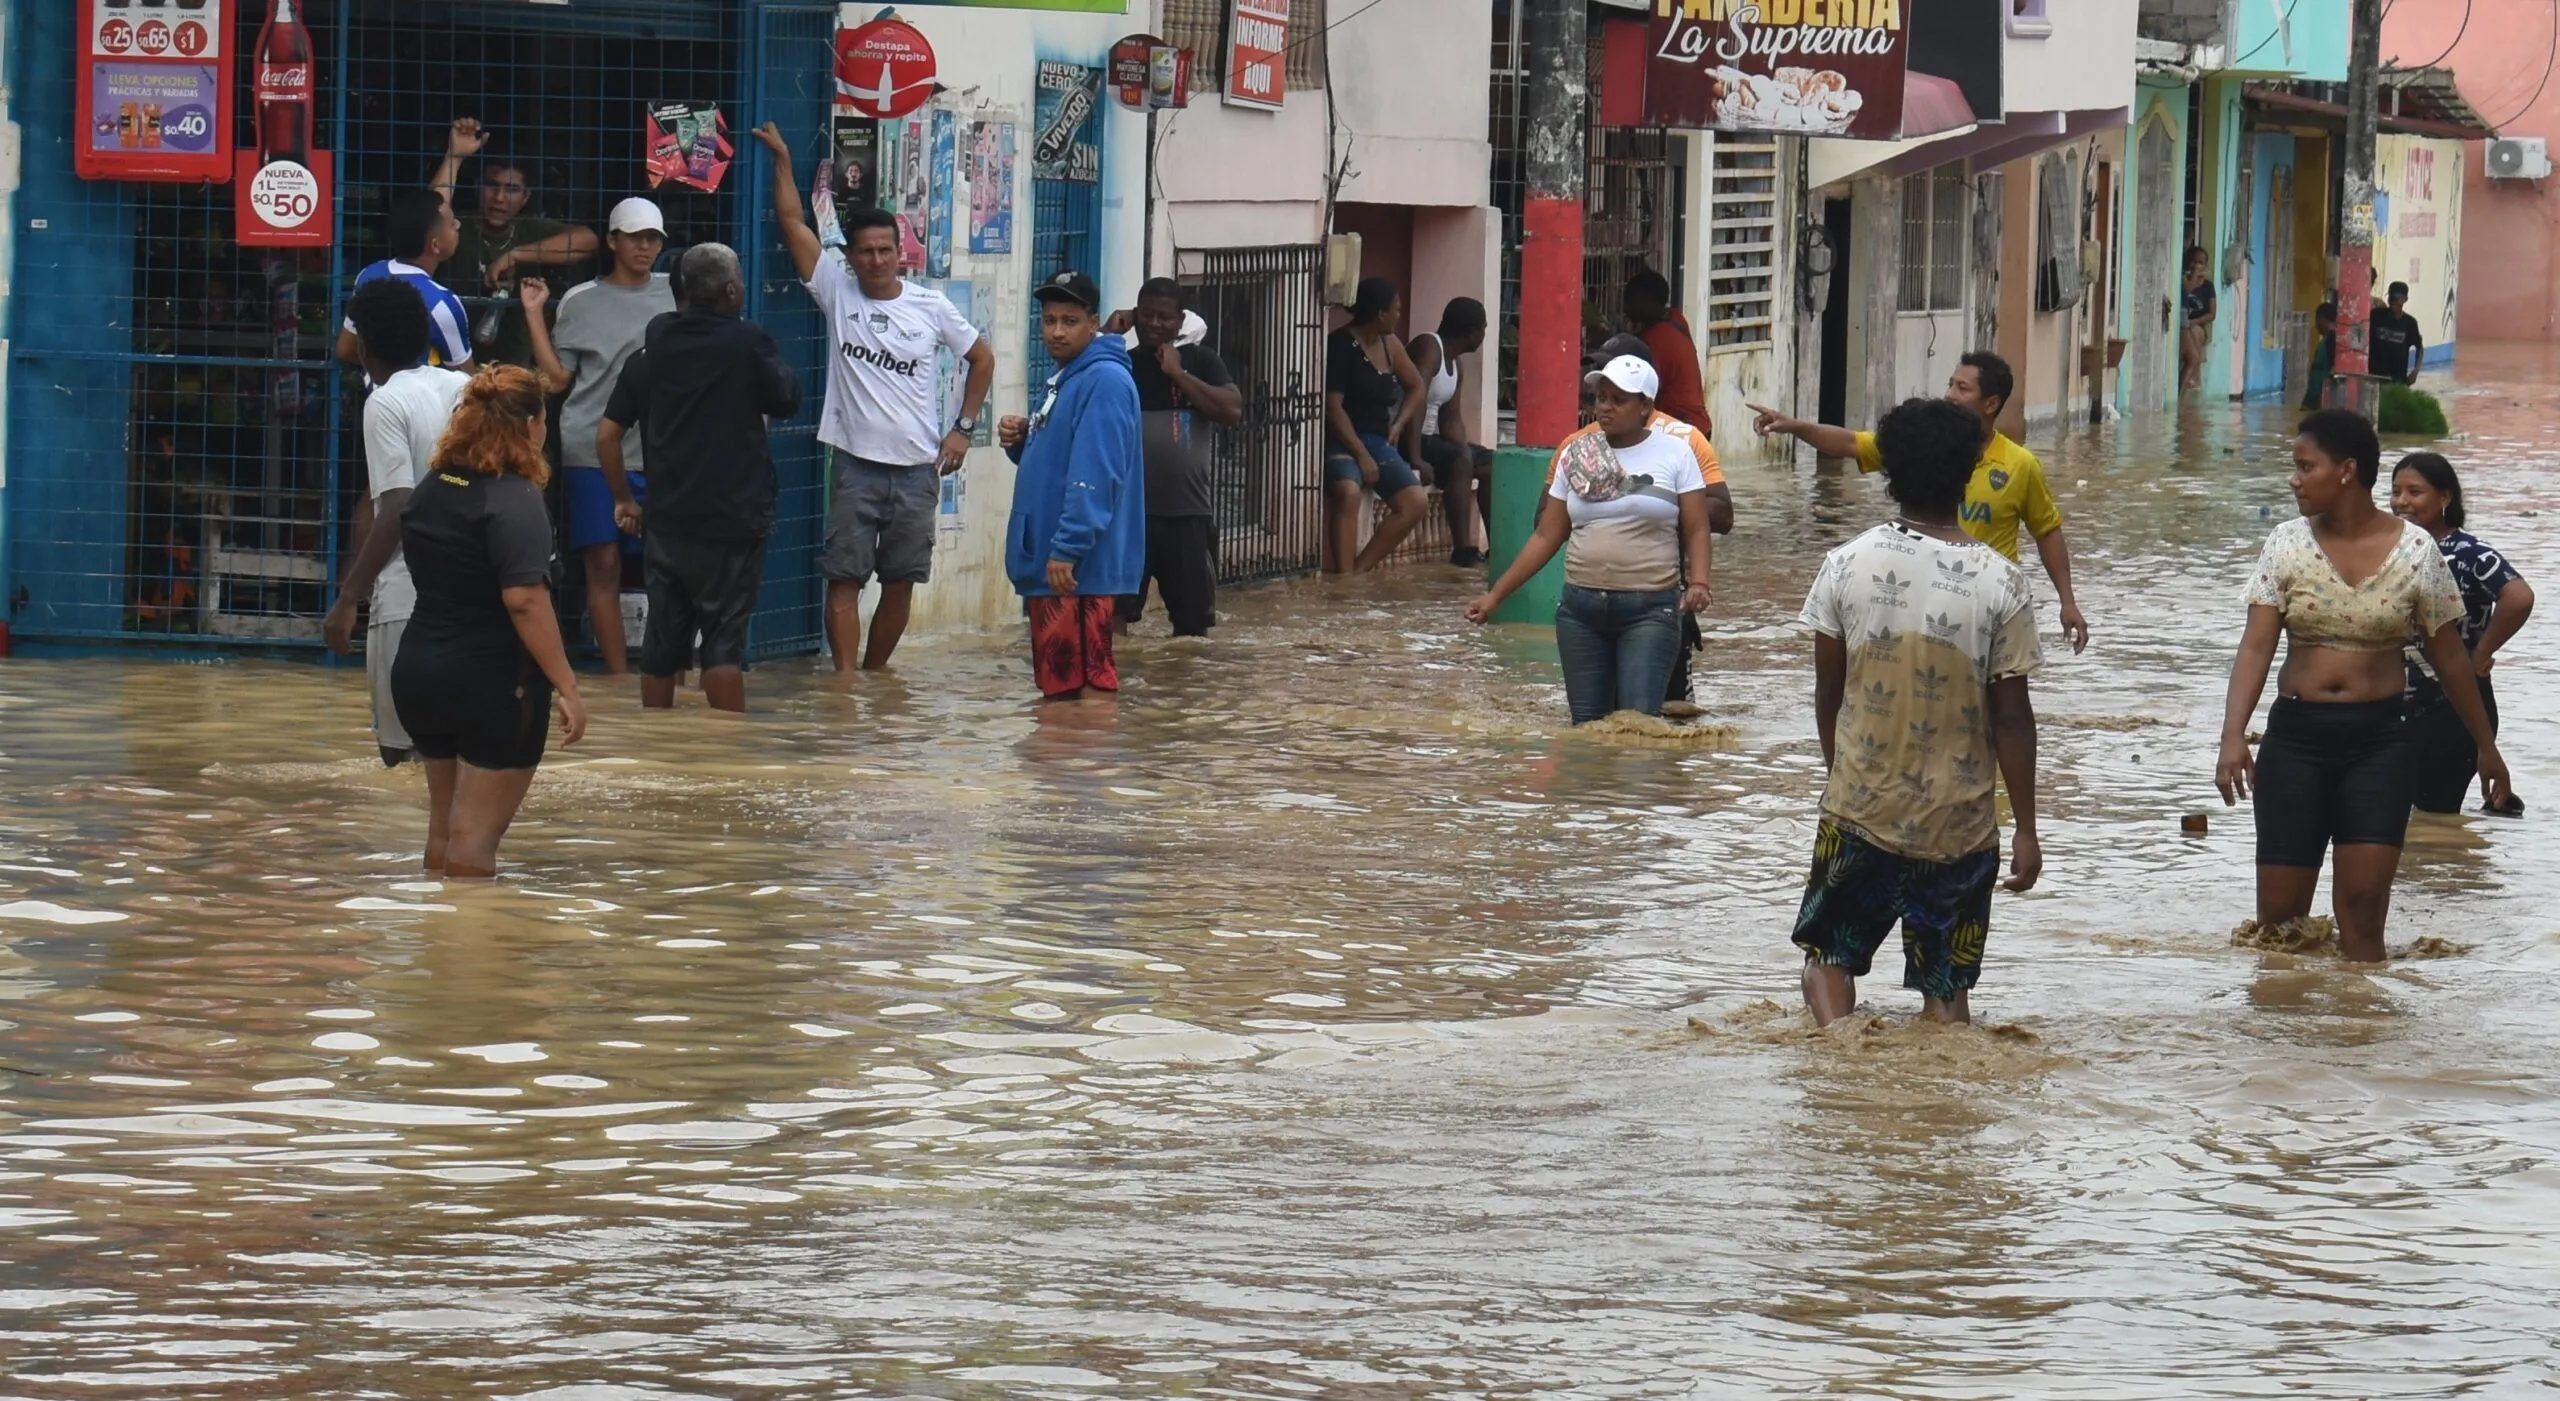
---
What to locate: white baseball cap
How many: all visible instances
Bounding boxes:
[608,197,667,236]
[1585,353,1660,398]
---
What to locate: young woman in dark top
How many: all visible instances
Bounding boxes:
[392,365,588,878]
[2392,451,2535,816]
[1323,276,1429,574]
[2179,246,2215,391]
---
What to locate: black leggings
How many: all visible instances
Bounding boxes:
[2253,696,2413,867]
[2407,677,2497,815]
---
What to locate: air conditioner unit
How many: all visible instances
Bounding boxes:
[2487,136,2550,180]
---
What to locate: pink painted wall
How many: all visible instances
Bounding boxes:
[2385,0,2560,341]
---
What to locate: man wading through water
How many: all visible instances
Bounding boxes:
[757,122,996,674]
[1793,397,2045,1027]
[1751,351,2091,654]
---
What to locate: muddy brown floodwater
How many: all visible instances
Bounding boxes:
[7,350,2560,1398]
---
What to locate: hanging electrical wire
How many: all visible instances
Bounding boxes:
[2406,0,2472,71]
[2487,0,2560,130]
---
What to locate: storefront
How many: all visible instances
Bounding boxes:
[1,0,1140,654]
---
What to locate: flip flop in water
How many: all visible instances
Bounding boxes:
[2482,794,2526,818]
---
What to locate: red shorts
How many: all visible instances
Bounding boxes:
[1027,595,1119,698]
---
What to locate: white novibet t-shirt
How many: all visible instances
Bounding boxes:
[805,249,980,465]
[362,364,470,625]
[1546,428,1707,591]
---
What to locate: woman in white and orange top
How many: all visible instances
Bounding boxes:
[2216,409,2509,961]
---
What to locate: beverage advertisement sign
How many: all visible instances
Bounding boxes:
[1224,0,1290,111]
[236,0,330,245]
[1032,62,1103,183]
[835,18,939,121]
[76,0,234,182]
[1642,0,1908,138]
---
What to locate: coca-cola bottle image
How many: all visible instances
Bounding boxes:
[253,0,313,167]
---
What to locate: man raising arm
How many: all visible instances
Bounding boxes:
[1750,349,2088,652]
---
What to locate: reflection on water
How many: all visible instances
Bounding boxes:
[6,351,2560,1395]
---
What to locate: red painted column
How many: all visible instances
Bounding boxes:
[1516,0,1585,449]
[1517,198,1585,447]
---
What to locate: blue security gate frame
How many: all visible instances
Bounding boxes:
[739,1,834,661]
[2,0,832,658]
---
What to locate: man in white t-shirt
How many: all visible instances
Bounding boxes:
[756,123,996,672]
[322,278,472,765]
[1792,396,2044,1029]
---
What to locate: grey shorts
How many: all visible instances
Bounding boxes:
[822,451,937,586]
[368,617,412,759]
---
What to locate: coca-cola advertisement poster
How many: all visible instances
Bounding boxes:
[1642,0,1909,139]
[75,0,233,182]
[236,0,330,246]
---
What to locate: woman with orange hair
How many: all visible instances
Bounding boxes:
[390,365,588,877]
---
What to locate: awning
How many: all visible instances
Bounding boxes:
[2242,72,2494,143]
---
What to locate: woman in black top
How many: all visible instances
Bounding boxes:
[2180,246,2215,391]
[1323,276,1429,574]
[392,365,588,878]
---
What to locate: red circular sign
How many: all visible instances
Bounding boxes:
[136,19,172,55]
[174,21,208,57]
[833,19,936,119]
[99,18,133,53]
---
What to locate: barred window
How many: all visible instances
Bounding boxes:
[1162,0,1326,96]
[1897,163,1968,313]
[1705,135,1777,351]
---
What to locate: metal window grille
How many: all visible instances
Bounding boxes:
[1705,136,1778,351]
[1898,163,1967,313]
[2,0,855,656]
[1182,245,1326,585]
[1488,0,1526,415]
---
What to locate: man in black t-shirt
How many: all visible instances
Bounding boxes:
[598,243,802,713]
[2368,280,2425,385]
[1116,279,1242,637]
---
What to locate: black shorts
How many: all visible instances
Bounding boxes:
[2407,678,2496,815]
[1791,818,1998,1001]
[390,639,551,772]
[2253,696,2413,867]
[1115,515,1217,637]
[1417,434,1489,489]
[643,533,765,676]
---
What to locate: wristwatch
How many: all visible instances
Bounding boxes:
[952,415,978,435]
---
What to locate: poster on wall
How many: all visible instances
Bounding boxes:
[966,122,1016,255]
[2372,135,2464,350]
[930,279,998,459]
[1032,62,1103,183]
[235,0,331,247]
[830,117,880,224]
[889,114,932,269]
[927,110,956,278]
[1224,0,1289,110]
[76,0,234,182]
[1113,33,1194,109]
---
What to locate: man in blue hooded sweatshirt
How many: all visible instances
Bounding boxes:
[1000,271,1144,699]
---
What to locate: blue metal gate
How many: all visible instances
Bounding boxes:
[2,0,833,657]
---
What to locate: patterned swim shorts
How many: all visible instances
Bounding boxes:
[1790,817,1998,1001]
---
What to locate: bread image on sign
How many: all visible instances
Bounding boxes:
[1643,0,1910,141]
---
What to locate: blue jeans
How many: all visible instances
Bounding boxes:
[1553,585,1683,725]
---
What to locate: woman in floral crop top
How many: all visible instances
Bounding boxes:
[2217,410,2510,962]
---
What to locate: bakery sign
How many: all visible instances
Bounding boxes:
[1643,0,1906,139]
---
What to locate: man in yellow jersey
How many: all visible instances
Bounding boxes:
[1749,351,2089,651]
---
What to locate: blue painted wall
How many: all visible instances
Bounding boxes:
[2231,0,2350,81]
[4,0,136,636]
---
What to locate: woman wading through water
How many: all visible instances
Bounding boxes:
[2217,410,2509,961]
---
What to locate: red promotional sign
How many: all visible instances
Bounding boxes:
[1224,0,1289,110]
[1110,34,1192,110]
[233,148,333,246]
[74,0,234,182]
[835,19,938,120]
[237,0,330,245]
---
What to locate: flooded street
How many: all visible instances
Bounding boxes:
[7,353,2560,1398]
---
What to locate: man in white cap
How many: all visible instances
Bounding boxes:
[522,196,676,674]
